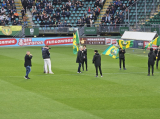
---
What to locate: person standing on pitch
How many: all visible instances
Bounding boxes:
[42,45,54,74]
[24,51,32,79]
[154,46,160,69]
[119,47,126,70]
[76,46,83,73]
[148,48,156,76]
[82,45,88,71]
[92,50,102,77]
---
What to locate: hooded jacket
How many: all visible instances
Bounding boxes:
[92,52,101,66]
[42,47,50,59]
[148,51,156,65]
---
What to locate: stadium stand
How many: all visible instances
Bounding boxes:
[29,0,105,28]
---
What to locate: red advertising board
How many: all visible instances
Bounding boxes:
[0,39,17,46]
[44,37,73,45]
[143,41,157,50]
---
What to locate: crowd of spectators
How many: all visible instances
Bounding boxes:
[0,0,23,25]
[101,0,135,26]
[22,0,104,27]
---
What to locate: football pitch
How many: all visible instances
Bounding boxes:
[0,45,160,119]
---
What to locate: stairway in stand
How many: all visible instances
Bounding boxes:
[14,0,31,27]
[95,0,113,25]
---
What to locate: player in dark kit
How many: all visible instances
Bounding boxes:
[119,47,126,70]
[82,45,88,71]
[92,50,102,77]
[24,51,32,79]
[148,48,156,76]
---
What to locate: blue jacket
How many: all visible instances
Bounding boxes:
[42,47,50,59]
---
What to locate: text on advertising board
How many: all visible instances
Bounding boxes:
[44,37,73,45]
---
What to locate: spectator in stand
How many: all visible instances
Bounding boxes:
[101,15,106,23]
[35,13,41,21]
[48,14,52,20]
[73,4,77,11]
[79,1,83,7]
[106,9,109,14]
[2,1,6,8]
[36,1,40,8]
[7,4,12,10]
[99,0,104,9]
[110,14,114,23]
[114,0,118,8]
[14,11,19,19]
[94,0,99,7]
[44,20,48,28]
[17,20,22,25]
[56,12,61,21]
[10,10,14,16]
[66,4,70,11]
[70,3,74,8]
[57,0,61,5]
[43,13,48,20]
[23,15,28,26]
[37,4,41,11]
[44,7,48,13]
[118,0,122,5]
[86,16,90,27]
[88,6,91,14]
[62,4,66,11]
[63,20,67,27]
[12,20,17,25]
[111,6,115,14]
[47,6,53,14]
[48,19,53,27]
[53,0,57,5]
[5,15,9,24]
[22,0,28,13]
[122,5,126,11]
[55,7,61,14]
[106,14,110,23]
[119,12,124,20]
[40,1,44,8]
[52,13,57,19]
[129,0,133,6]
[53,18,57,27]
[92,12,97,20]
[1,7,6,15]
[21,8,25,18]
[66,9,70,18]
[61,10,66,18]
[12,4,16,12]
[77,19,81,27]
[1,20,5,25]
[11,14,15,22]
[27,1,32,9]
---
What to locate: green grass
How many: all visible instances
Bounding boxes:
[0,45,160,119]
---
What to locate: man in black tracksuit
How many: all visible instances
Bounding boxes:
[119,47,126,70]
[154,47,160,69]
[148,48,156,76]
[82,45,88,71]
[92,50,102,77]
[76,46,83,73]
[24,51,32,79]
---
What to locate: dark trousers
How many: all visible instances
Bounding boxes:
[82,59,87,71]
[148,64,154,74]
[25,66,31,77]
[78,63,81,72]
[119,58,125,68]
[156,59,159,68]
[95,66,102,76]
